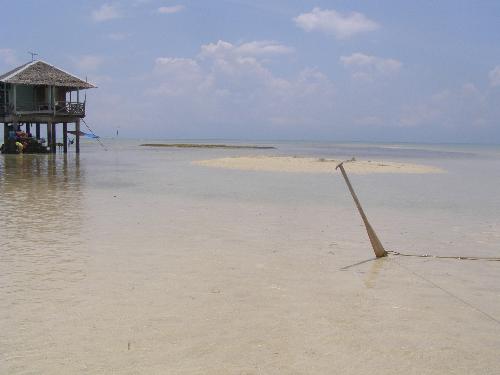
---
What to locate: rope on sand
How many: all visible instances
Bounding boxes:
[387,250,500,262]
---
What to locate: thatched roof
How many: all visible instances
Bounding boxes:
[0,60,96,89]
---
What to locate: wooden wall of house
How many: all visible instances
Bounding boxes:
[16,85,35,111]
[56,87,66,102]
[0,83,7,113]
[34,85,46,105]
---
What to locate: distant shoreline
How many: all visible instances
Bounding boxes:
[140,143,276,149]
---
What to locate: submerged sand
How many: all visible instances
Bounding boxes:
[2,145,499,374]
[193,156,444,174]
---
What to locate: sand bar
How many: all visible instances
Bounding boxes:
[141,143,276,149]
[193,156,444,174]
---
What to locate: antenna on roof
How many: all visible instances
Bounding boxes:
[28,51,38,62]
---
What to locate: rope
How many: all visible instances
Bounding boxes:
[389,257,500,326]
[387,250,500,262]
[81,119,107,151]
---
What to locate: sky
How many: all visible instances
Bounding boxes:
[1,0,500,143]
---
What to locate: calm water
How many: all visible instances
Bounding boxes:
[1,140,499,373]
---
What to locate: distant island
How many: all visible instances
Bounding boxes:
[140,143,276,149]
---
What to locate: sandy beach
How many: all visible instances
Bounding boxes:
[193,156,445,174]
[0,141,499,374]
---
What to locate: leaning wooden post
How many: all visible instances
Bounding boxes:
[75,119,80,154]
[63,122,68,153]
[336,161,387,258]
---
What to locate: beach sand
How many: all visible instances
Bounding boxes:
[193,156,444,174]
[0,142,499,374]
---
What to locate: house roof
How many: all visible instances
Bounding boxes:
[0,60,96,89]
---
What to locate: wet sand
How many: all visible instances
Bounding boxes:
[0,141,499,374]
[193,156,444,174]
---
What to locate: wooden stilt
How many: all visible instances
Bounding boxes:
[75,119,80,154]
[51,122,56,153]
[63,123,68,153]
[47,122,52,151]
[36,123,40,139]
[3,123,7,148]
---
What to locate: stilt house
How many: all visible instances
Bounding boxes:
[0,60,95,153]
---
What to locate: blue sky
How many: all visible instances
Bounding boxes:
[1,0,499,142]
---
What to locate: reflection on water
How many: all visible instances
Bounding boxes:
[363,258,387,289]
[0,154,86,306]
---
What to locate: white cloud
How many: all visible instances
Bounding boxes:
[147,40,335,133]
[199,40,293,60]
[340,53,402,80]
[154,57,201,75]
[235,41,294,56]
[399,83,489,129]
[0,48,17,66]
[489,65,500,87]
[152,57,207,96]
[293,7,379,39]
[158,5,185,14]
[92,3,121,22]
[73,55,104,71]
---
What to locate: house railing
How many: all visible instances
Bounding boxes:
[55,102,86,116]
[1,101,86,117]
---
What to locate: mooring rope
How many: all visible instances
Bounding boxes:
[388,257,500,326]
[81,119,107,151]
[387,250,500,262]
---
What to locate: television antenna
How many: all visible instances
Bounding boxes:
[28,51,38,62]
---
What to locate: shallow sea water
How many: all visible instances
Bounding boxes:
[1,140,499,374]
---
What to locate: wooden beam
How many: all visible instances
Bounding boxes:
[36,123,40,139]
[63,122,67,153]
